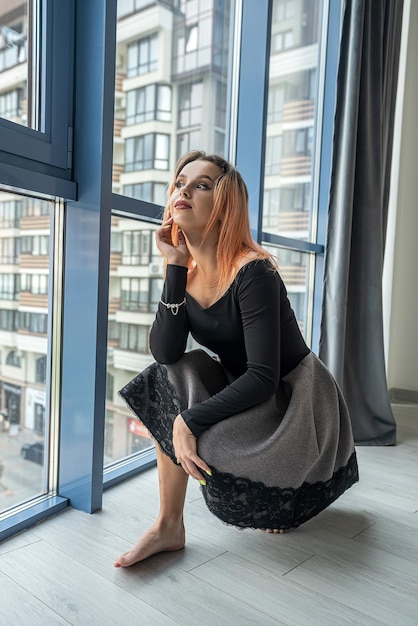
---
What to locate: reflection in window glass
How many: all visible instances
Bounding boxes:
[0,189,53,513]
[266,245,312,338]
[264,0,323,241]
[105,217,164,465]
[0,0,41,130]
[113,0,232,203]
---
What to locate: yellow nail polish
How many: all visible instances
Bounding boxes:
[198,479,207,486]
[205,469,212,476]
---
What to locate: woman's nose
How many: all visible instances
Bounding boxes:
[180,185,190,197]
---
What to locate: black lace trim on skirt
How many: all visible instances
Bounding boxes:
[200,451,359,530]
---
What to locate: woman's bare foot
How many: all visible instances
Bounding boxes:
[114,519,185,568]
[263,528,287,534]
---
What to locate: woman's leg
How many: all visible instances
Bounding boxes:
[114,443,188,567]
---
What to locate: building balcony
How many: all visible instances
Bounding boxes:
[18,293,49,309]
[115,73,125,93]
[19,215,50,230]
[279,265,306,286]
[19,254,49,269]
[113,164,124,183]
[114,118,124,138]
[110,252,122,272]
[108,297,121,316]
[282,99,315,124]
[280,156,312,177]
[277,211,310,232]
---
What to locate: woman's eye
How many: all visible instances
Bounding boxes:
[174,181,183,188]
[197,183,209,189]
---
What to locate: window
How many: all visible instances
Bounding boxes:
[20,274,48,294]
[177,130,202,159]
[18,311,48,334]
[119,323,149,352]
[0,200,22,228]
[178,82,203,128]
[265,136,282,176]
[122,230,153,265]
[121,277,163,312]
[126,84,172,124]
[273,0,295,22]
[0,1,75,175]
[0,237,18,264]
[20,235,49,255]
[35,356,47,384]
[123,182,167,205]
[0,274,19,299]
[125,134,170,172]
[0,89,23,121]
[272,30,294,53]
[6,350,21,367]
[263,0,327,343]
[0,309,17,331]
[268,84,286,124]
[127,34,158,77]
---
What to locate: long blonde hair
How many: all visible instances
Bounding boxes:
[163,151,273,293]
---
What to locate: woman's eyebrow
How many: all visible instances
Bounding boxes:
[177,174,214,182]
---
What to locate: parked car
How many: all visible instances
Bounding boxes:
[20,441,44,465]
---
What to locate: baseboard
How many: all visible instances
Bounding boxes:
[389,387,418,404]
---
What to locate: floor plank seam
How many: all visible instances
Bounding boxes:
[185,549,229,573]
[281,553,316,577]
[350,520,377,539]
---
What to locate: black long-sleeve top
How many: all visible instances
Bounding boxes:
[149,260,310,437]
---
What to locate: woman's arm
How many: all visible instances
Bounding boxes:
[149,264,190,363]
[181,262,282,436]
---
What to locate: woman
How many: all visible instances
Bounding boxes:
[115,151,358,567]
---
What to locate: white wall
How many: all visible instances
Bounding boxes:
[384,0,418,395]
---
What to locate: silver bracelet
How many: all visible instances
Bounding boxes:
[160,297,186,316]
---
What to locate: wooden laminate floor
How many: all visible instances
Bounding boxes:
[0,403,417,625]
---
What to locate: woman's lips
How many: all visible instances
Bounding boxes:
[174,201,192,209]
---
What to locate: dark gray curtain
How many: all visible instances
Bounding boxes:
[319,0,404,445]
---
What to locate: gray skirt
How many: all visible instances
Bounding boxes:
[119,349,358,530]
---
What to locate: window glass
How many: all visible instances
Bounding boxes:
[0,189,53,513]
[264,0,323,242]
[265,245,312,336]
[113,0,232,202]
[105,216,164,465]
[0,0,43,130]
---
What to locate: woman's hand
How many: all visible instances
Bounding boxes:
[156,216,190,267]
[173,415,212,483]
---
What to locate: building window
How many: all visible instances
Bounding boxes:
[0,274,19,300]
[0,309,17,331]
[122,230,153,265]
[265,136,282,176]
[6,350,21,367]
[121,277,163,312]
[106,373,114,401]
[0,238,18,264]
[34,403,45,436]
[20,274,48,294]
[177,130,202,159]
[127,34,158,77]
[268,84,286,124]
[119,323,149,353]
[18,312,48,335]
[20,235,49,255]
[125,133,170,172]
[272,30,294,53]
[178,81,203,128]
[126,84,172,124]
[0,88,23,120]
[35,356,47,384]
[273,0,295,22]
[0,200,22,228]
[123,182,167,206]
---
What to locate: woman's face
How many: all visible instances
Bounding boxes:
[169,159,223,235]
